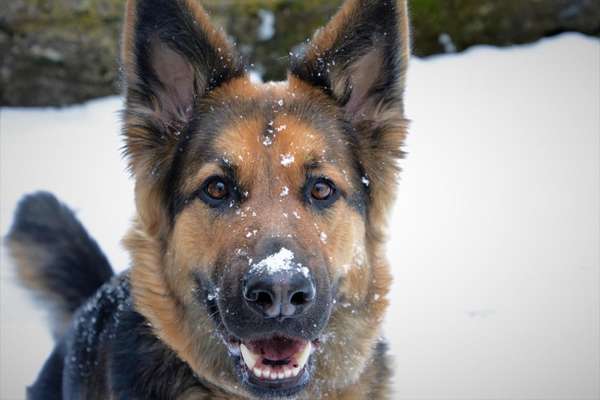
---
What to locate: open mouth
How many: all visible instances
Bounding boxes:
[226,335,316,396]
[241,336,312,381]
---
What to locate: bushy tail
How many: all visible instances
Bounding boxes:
[5,192,114,339]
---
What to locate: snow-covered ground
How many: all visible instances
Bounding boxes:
[1,33,598,399]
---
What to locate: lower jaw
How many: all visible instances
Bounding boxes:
[241,362,311,397]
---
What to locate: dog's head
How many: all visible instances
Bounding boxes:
[121,0,409,397]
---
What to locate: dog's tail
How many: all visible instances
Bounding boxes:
[5,192,114,339]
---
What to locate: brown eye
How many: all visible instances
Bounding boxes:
[199,176,235,208]
[205,179,228,200]
[311,181,333,200]
[305,177,339,209]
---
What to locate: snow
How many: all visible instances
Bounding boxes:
[280,153,295,167]
[249,248,296,275]
[438,32,457,53]
[279,186,289,197]
[1,33,598,399]
[256,9,275,41]
[320,232,328,244]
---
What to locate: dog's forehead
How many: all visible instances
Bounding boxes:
[188,78,357,182]
[213,113,327,169]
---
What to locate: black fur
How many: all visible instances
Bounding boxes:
[27,274,208,400]
[109,306,208,399]
[6,192,113,338]
[27,344,65,400]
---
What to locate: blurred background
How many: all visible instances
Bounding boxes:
[1,1,599,400]
[1,0,599,106]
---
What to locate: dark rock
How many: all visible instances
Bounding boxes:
[0,0,123,107]
[1,0,598,107]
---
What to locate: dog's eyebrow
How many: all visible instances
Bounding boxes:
[303,161,353,193]
[217,159,240,184]
[178,160,238,196]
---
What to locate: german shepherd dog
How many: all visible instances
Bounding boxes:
[7,0,409,398]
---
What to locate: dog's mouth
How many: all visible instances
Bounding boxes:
[225,335,318,396]
[241,336,313,381]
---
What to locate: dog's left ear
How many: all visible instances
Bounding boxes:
[290,0,409,123]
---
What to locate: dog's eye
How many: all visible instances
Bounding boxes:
[206,179,228,199]
[311,180,333,200]
[200,177,231,206]
[306,177,339,208]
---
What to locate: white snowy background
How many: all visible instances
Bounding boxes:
[1,33,598,399]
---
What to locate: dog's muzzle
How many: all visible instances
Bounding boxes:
[213,240,333,396]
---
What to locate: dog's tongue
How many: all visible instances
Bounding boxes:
[245,336,305,361]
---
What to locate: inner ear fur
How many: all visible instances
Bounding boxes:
[290,0,409,123]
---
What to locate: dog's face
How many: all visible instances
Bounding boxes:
[122,0,408,398]
[169,81,367,396]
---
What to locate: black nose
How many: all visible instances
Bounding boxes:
[243,269,316,319]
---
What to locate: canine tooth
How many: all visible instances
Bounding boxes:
[284,369,292,378]
[291,367,300,377]
[240,344,258,369]
[253,367,263,378]
[277,371,285,380]
[296,342,312,369]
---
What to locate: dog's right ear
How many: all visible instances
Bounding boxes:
[121,0,243,177]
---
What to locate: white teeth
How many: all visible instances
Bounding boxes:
[240,344,258,369]
[249,364,304,380]
[244,341,313,380]
[295,342,312,370]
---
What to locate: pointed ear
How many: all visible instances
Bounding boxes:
[289,0,410,124]
[121,0,243,175]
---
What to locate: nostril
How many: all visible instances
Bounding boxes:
[290,291,308,306]
[255,291,273,307]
